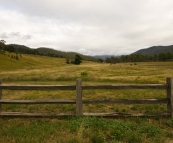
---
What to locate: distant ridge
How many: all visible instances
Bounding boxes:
[8,44,97,61]
[133,45,173,55]
[6,43,173,60]
[93,45,173,59]
[93,55,114,60]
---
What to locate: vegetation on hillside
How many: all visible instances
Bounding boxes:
[6,44,97,62]
[97,45,173,63]
[105,52,173,64]
[2,40,173,63]
[134,45,173,55]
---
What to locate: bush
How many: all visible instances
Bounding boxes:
[81,71,88,76]
[74,54,82,65]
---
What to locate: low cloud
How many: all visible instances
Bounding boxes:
[9,32,21,37]
[0,33,9,38]
[22,34,32,40]
[0,31,32,43]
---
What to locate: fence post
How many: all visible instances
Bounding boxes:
[167,78,173,118]
[0,79,2,112]
[76,78,83,115]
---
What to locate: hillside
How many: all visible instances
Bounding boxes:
[92,45,173,59]
[0,51,66,71]
[8,44,97,61]
[133,45,173,55]
[37,47,96,61]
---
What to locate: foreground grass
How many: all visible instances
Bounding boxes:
[1,53,173,142]
[0,117,173,143]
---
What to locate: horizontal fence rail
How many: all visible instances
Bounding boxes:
[0,99,76,104]
[0,99,168,104]
[0,85,76,90]
[0,112,75,117]
[0,84,167,90]
[82,84,168,90]
[0,112,170,118]
[0,78,173,118]
[83,112,171,117]
[82,98,169,104]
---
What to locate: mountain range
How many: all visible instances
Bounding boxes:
[7,44,173,60]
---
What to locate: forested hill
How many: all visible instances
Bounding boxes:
[99,44,173,63]
[133,45,173,55]
[7,44,97,61]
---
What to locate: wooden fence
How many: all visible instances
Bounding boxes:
[0,78,173,118]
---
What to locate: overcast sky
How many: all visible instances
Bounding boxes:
[0,0,173,55]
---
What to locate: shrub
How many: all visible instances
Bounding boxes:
[81,71,88,76]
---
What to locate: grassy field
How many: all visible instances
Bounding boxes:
[0,52,173,143]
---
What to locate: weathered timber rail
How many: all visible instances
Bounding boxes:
[0,78,173,118]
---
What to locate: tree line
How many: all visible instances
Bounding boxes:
[0,40,21,60]
[103,52,173,63]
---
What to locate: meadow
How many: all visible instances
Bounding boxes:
[0,53,173,143]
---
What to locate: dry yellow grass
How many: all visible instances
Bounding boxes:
[1,54,171,114]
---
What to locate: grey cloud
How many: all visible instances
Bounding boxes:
[0,31,32,42]
[22,34,32,40]
[0,32,9,38]
[0,0,157,25]
[9,32,21,37]
[0,32,21,39]
[0,0,173,55]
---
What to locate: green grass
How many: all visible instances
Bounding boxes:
[0,117,172,143]
[1,52,173,142]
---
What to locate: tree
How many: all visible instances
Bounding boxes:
[97,58,104,63]
[74,54,82,65]
[6,45,15,53]
[0,39,6,51]
[66,58,70,64]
